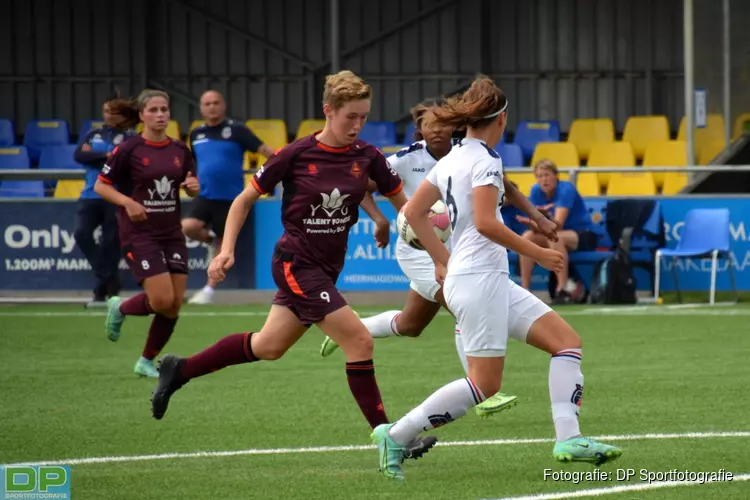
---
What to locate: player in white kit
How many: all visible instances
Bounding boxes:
[320,98,559,377]
[370,77,623,481]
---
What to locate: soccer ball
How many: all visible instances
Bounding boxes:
[397,200,452,250]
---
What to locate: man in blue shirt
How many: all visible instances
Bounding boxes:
[74,95,139,305]
[183,90,276,304]
[519,159,597,304]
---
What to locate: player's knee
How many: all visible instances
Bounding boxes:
[343,330,374,358]
[253,343,287,361]
[181,219,203,239]
[395,318,426,337]
[148,291,175,314]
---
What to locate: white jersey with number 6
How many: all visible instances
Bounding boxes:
[426,137,508,276]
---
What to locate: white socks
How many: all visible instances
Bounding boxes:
[361,310,401,338]
[549,348,583,442]
[201,285,214,295]
[389,377,485,445]
[454,326,468,374]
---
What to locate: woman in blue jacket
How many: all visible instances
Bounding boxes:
[74,93,139,304]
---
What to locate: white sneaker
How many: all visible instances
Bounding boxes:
[188,289,214,305]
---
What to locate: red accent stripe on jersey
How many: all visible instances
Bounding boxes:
[283,262,307,297]
[144,138,171,147]
[97,175,112,185]
[317,142,350,153]
[381,181,403,197]
[250,176,267,195]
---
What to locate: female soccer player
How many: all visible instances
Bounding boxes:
[95,89,200,378]
[320,98,559,377]
[74,92,139,305]
[150,70,435,460]
[371,77,622,480]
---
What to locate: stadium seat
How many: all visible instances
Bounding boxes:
[661,171,688,195]
[296,119,326,139]
[0,119,15,146]
[587,141,636,188]
[504,170,536,196]
[622,115,670,159]
[567,119,614,160]
[575,172,601,196]
[0,146,31,169]
[23,120,71,163]
[77,120,105,144]
[732,113,750,140]
[39,144,84,193]
[359,121,397,147]
[136,120,181,140]
[189,120,206,133]
[0,180,45,198]
[404,122,417,143]
[514,120,561,160]
[677,114,725,159]
[606,172,657,196]
[381,145,405,154]
[530,142,580,168]
[494,143,524,167]
[246,119,289,167]
[642,140,687,189]
[697,138,726,165]
[54,180,86,199]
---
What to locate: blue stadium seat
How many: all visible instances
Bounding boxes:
[0,119,15,146]
[359,121,397,147]
[404,122,417,143]
[0,146,31,169]
[78,120,105,144]
[23,120,71,163]
[495,143,525,167]
[0,180,45,198]
[39,144,84,193]
[514,120,561,160]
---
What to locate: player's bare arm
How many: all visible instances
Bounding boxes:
[503,177,558,241]
[360,191,390,248]
[404,181,450,267]
[258,144,277,158]
[94,180,147,222]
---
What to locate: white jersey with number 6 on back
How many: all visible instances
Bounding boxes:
[426,137,508,276]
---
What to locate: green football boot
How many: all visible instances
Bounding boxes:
[371,423,405,481]
[553,436,623,465]
[105,296,126,342]
[475,392,519,419]
[134,356,160,378]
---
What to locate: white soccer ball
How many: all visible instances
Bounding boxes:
[397,200,452,250]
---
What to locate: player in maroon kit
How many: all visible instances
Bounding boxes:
[95,89,200,378]
[151,71,437,459]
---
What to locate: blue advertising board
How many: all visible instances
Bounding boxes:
[253,196,750,293]
[0,200,255,290]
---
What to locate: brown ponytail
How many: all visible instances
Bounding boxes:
[423,76,507,131]
[106,89,140,129]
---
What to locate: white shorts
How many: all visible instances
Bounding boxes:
[396,241,441,302]
[445,272,552,357]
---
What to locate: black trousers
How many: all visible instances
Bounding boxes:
[74,199,121,297]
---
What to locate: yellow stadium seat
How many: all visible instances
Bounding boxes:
[531,142,580,168]
[136,120,182,140]
[504,170,536,196]
[698,138,726,165]
[575,172,601,196]
[296,119,326,139]
[622,115,670,159]
[246,119,289,167]
[677,114,725,159]
[381,145,403,154]
[733,113,750,140]
[189,120,206,133]
[606,172,657,196]
[567,119,614,160]
[54,180,85,199]
[662,172,688,195]
[587,142,636,188]
[642,140,687,189]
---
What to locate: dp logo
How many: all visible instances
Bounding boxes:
[1,465,71,499]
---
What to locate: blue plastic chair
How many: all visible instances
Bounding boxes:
[495,143,525,167]
[23,119,71,163]
[0,146,31,169]
[78,120,105,145]
[0,180,45,198]
[39,144,84,193]
[654,208,738,305]
[514,120,561,160]
[0,119,15,146]
[403,122,417,143]
[359,121,397,147]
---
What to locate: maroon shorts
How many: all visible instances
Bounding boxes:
[123,236,189,284]
[271,248,347,326]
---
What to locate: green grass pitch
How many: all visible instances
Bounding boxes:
[1,303,749,499]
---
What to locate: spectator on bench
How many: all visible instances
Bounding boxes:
[517,159,597,304]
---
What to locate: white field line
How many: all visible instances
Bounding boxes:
[3,431,749,468]
[2,308,750,318]
[485,473,750,500]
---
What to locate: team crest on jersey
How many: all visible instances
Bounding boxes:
[308,164,318,175]
[221,126,232,139]
[174,156,182,167]
[113,134,124,145]
[350,162,362,178]
[142,157,150,166]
